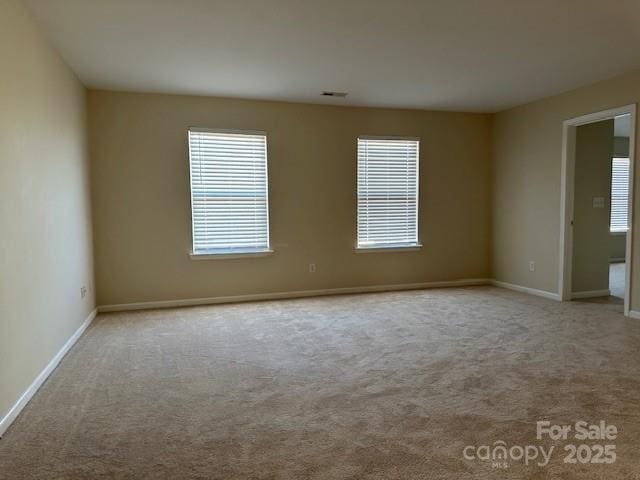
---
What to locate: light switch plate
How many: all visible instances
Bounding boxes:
[592,196,605,208]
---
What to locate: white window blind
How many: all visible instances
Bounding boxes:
[610,157,630,233]
[188,129,270,255]
[357,137,419,248]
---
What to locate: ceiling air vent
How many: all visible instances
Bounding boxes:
[321,91,348,98]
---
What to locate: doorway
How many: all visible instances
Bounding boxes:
[559,105,636,315]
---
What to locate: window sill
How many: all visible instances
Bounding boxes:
[355,244,422,253]
[189,249,274,260]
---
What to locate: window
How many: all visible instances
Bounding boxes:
[357,137,420,249]
[188,128,270,256]
[610,157,630,233]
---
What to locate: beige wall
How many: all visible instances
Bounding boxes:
[493,68,640,308]
[611,234,627,262]
[614,136,630,157]
[88,91,492,306]
[572,120,613,293]
[0,0,95,421]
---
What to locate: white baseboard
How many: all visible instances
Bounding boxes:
[0,308,97,438]
[628,310,640,320]
[571,289,610,299]
[97,278,491,312]
[490,280,562,301]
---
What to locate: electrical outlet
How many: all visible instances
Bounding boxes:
[309,263,316,273]
[80,286,87,299]
[529,261,535,272]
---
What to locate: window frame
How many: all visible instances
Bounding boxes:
[355,135,422,252]
[187,127,272,259]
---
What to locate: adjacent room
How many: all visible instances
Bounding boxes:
[2,1,640,478]
[571,114,631,308]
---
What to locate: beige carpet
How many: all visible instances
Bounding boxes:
[1,286,640,479]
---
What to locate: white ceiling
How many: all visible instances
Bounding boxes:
[24,0,640,112]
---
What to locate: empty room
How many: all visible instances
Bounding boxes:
[2,0,640,478]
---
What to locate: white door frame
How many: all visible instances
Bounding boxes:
[559,104,637,315]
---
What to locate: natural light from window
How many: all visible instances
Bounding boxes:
[188,129,270,256]
[610,156,629,233]
[357,137,420,249]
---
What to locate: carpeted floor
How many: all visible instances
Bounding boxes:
[1,286,640,479]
